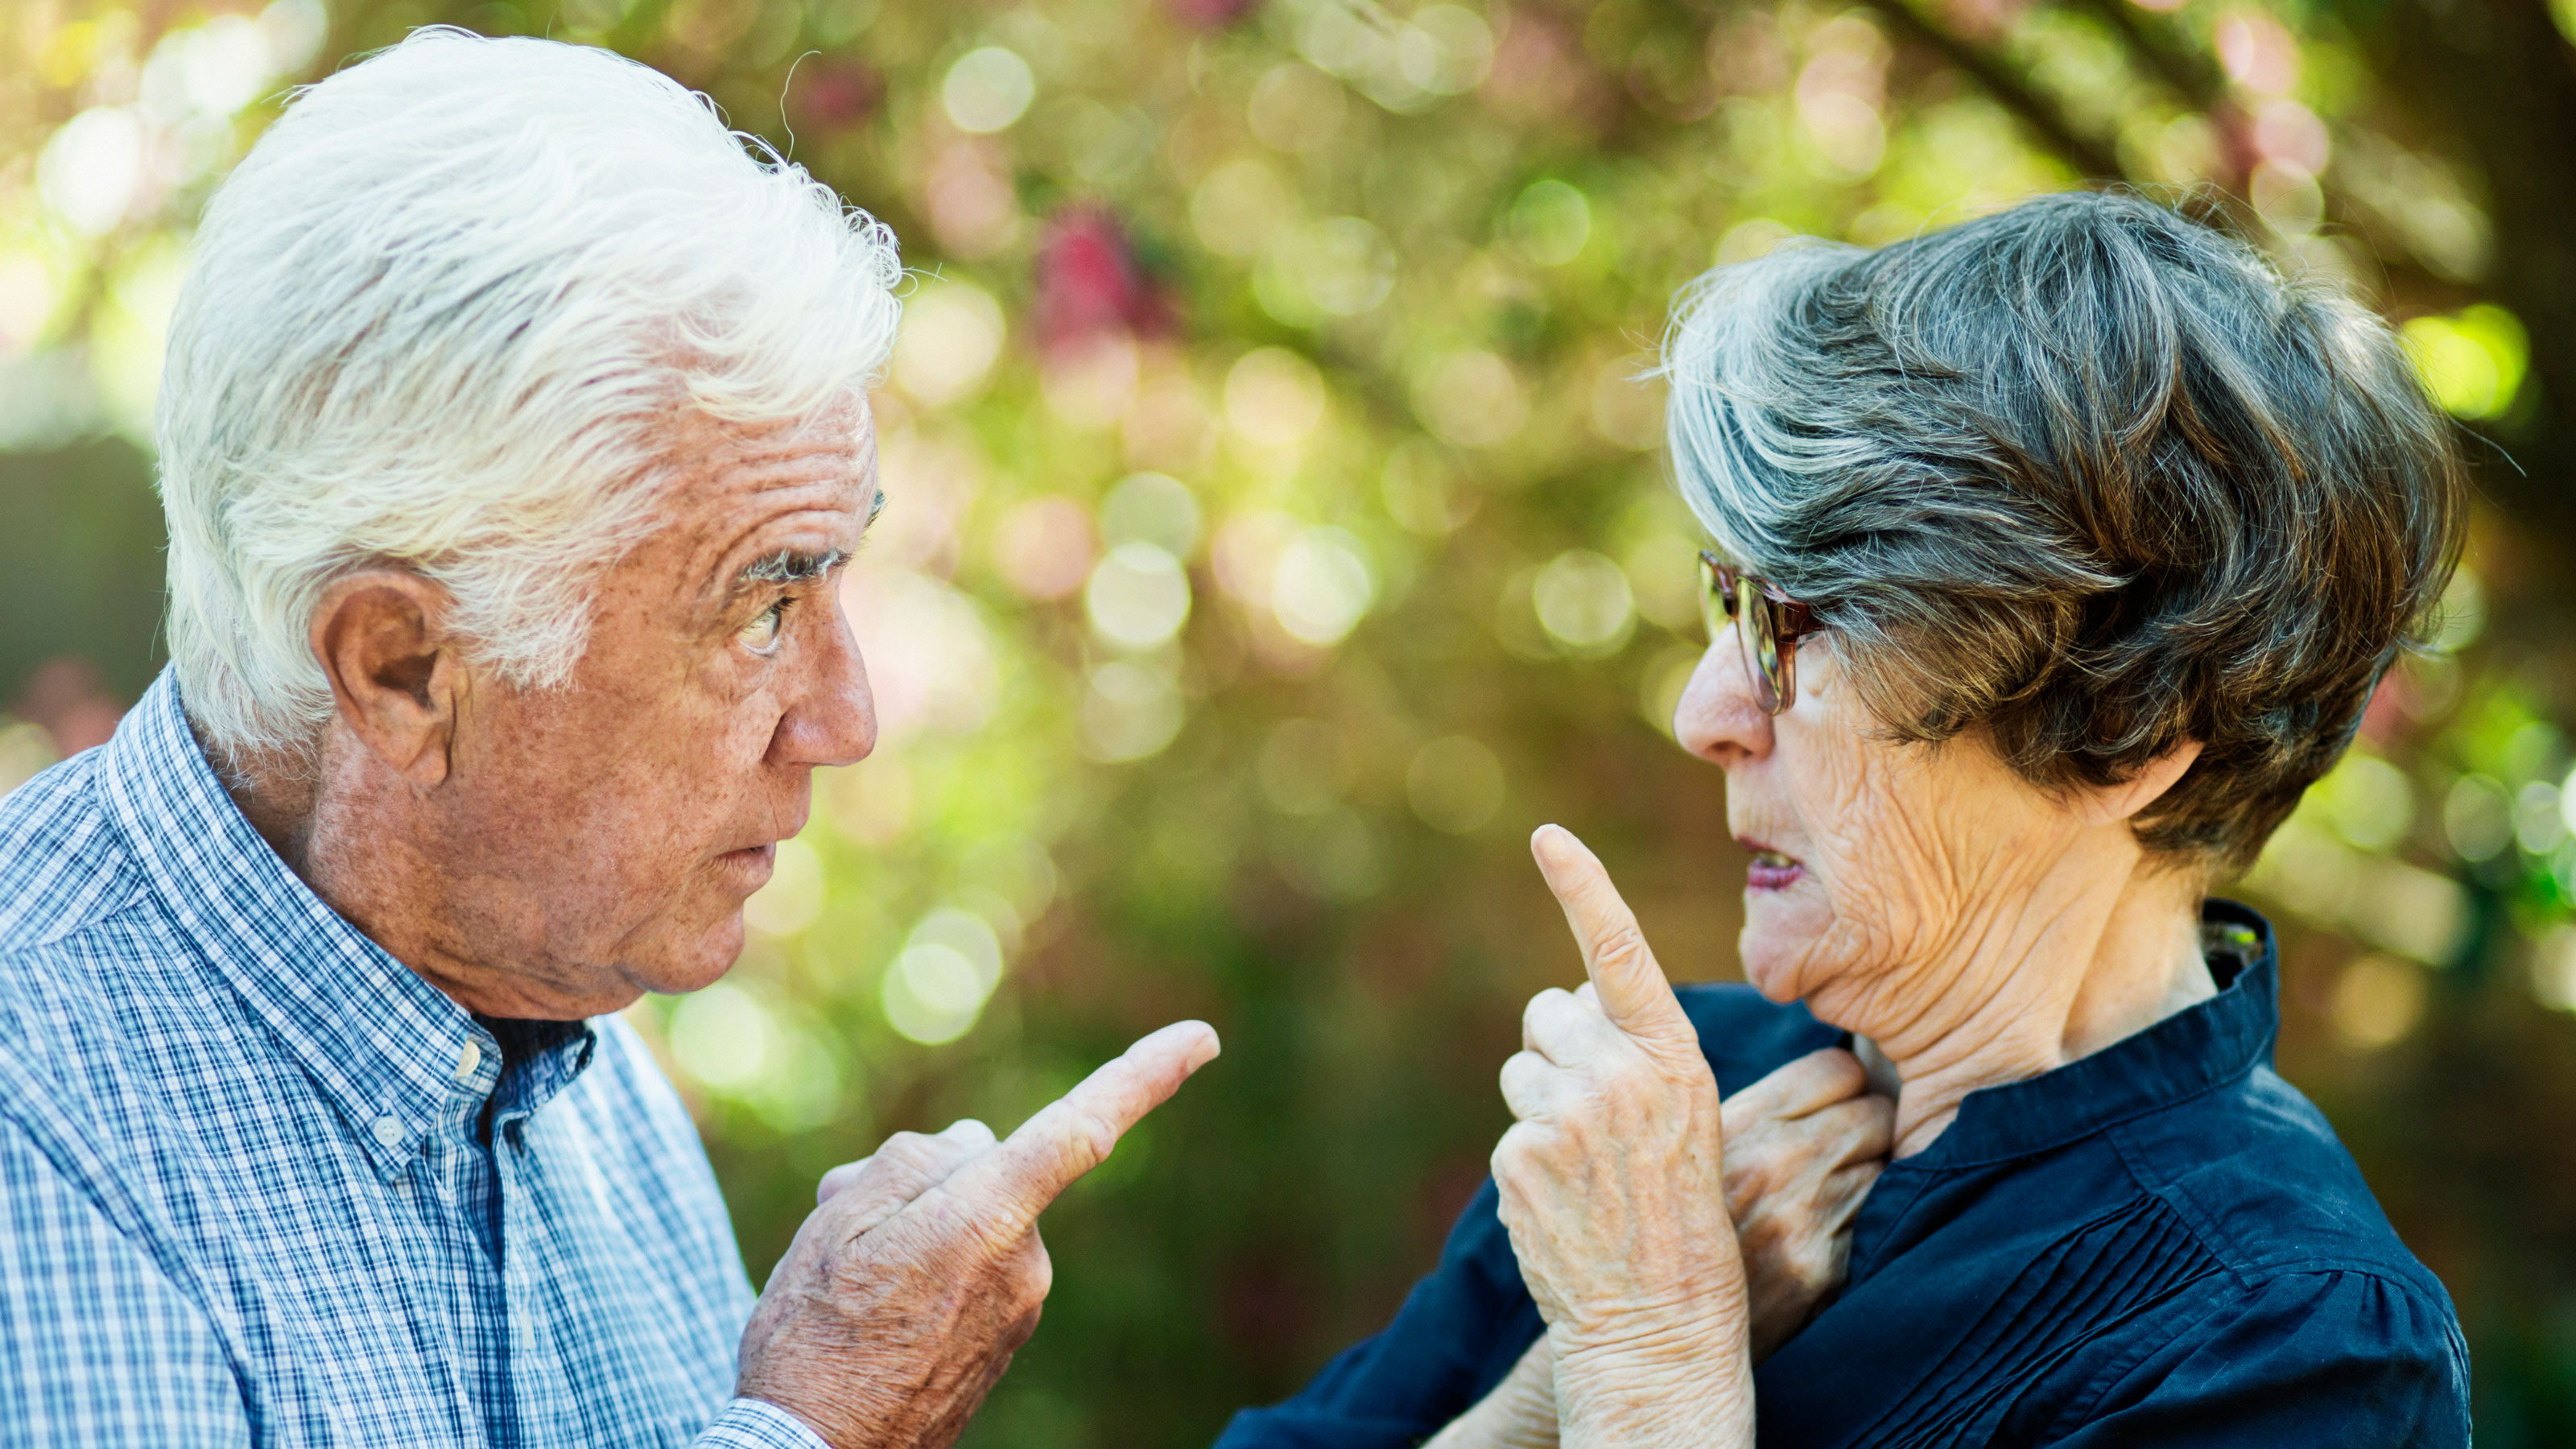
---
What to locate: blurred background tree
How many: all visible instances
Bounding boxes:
[4,0,2574,1439]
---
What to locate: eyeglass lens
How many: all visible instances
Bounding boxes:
[1699,553,1791,715]
[1737,576,1785,714]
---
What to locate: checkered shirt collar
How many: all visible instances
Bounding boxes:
[96,671,487,1177]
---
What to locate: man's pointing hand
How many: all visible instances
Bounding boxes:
[737,1021,1220,1449]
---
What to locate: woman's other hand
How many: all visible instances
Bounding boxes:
[1723,1049,1893,1360]
[1492,824,1755,1449]
[1432,1051,1889,1449]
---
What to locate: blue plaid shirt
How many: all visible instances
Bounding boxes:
[0,671,827,1447]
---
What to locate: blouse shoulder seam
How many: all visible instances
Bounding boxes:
[2052,1264,2452,1435]
[2113,1126,2448,1296]
[2050,1274,2254,1434]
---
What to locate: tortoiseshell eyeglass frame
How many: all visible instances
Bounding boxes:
[1699,551,1823,715]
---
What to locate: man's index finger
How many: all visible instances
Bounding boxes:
[936,1019,1220,1235]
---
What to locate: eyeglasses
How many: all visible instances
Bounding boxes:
[1699,551,1822,715]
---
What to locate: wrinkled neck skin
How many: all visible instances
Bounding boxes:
[214,724,605,1021]
[215,733,320,878]
[1847,840,2214,1159]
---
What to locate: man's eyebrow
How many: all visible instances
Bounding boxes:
[735,547,850,590]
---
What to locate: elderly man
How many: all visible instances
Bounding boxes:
[0,29,1217,1449]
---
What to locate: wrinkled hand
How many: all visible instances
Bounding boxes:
[1724,1048,1891,1361]
[1438,1048,1891,1447]
[1491,825,1753,1449]
[736,1021,1220,1449]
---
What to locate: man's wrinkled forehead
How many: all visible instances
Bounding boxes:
[660,400,873,491]
[645,402,879,594]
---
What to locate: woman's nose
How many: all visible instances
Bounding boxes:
[1674,630,1773,767]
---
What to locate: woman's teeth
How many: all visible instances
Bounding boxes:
[1747,849,1802,890]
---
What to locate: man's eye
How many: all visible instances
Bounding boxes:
[740,599,789,652]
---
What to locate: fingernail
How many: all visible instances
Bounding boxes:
[1184,1023,1222,1070]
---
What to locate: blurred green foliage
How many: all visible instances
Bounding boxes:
[8,0,2576,1442]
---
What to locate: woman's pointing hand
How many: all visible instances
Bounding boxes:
[1492,824,1754,1449]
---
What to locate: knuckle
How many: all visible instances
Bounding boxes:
[1721,1096,1758,1138]
[964,1213,1033,1265]
[1733,1154,1786,1196]
[1593,1046,1645,1086]
[1778,1117,1840,1157]
[1594,923,1651,971]
[924,1191,992,1245]
[1021,1249,1055,1305]
[1065,1104,1121,1164]
[875,1132,940,1171]
[1805,1047,1867,1095]
[1492,1127,1546,1183]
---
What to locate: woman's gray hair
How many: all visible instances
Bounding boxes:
[159,29,903,765]
[1662,191,2465,871]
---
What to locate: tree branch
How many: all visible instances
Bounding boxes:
[1850,0,2129,180]
[2054,0,2228,111]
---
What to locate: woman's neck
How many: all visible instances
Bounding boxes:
[1864,853,2215,1158]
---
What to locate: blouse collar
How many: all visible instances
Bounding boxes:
[1896,899,2279,1170]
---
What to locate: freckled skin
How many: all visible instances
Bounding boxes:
[1672,629,2216,1157]
[231,403,882,1018]
[215,395,1227,1448]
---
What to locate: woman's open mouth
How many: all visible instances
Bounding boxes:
[1745,846,1804,891]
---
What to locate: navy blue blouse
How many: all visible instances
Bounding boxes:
[1216,903,2470,1447]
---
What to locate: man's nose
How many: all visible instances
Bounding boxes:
[775,603,877,769]
[1674,628,1773,768]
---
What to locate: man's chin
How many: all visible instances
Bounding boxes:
[623,914,747,998]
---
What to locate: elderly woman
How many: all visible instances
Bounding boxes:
[1217,192,2470,1448]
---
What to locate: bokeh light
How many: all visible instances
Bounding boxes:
[10,0,2576,1437]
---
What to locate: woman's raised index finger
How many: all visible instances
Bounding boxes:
[1529,824,1697,1054]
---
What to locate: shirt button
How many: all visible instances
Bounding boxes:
[454,1040,483,1084]
[372,1116,403,1149]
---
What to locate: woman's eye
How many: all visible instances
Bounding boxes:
[740,599,788,652]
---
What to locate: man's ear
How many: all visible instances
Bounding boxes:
[2080,740,2205,827]
[308,569,464,786]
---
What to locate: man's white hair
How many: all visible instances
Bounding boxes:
[158,28,902,764]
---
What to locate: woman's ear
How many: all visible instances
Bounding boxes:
[2081,740,2204,827]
